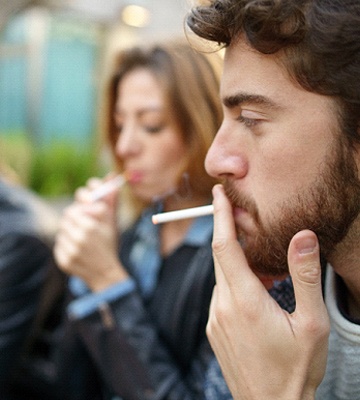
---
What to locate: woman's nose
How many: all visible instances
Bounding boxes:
[115,124,140,158]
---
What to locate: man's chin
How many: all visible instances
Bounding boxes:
[245,250,290,278]
[237,230,290,277]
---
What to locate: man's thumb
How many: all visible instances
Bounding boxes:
[288,230,325,315]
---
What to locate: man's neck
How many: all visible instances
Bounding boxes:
[329,218,360,321]
[347,290,360,320]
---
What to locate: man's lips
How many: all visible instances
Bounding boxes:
[233,207,247,217]
[233,207,257,236]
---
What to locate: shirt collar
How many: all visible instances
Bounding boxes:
[136,203,213,247]
[183,214,213,246]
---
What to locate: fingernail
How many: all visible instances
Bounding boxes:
[296,237,317,255]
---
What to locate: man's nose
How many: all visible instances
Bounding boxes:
[205,122,248,180]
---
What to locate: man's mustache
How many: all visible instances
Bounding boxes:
[222,179,260,226]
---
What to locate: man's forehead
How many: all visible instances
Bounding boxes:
[220,42,294,105]
[221,40,259,85]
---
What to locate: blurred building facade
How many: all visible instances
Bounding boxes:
[0,0,189,146]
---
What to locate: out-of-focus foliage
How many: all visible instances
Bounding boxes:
[1,133,105,197]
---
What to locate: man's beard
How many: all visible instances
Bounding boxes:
[223,137,360,277]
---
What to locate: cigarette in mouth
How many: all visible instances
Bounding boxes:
[90,174,127,202]
[152,204,214,224]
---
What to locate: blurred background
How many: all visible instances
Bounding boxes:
[0,0,192,199]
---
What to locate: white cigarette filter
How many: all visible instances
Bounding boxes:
[89,174,127,202]
[152,204,214,224]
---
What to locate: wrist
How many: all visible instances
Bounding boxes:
[89,265,129,292]
[230,380,317,400]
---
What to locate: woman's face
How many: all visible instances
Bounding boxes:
[113,68,188,202]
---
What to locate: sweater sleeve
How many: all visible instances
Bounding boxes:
[67,277,136,319]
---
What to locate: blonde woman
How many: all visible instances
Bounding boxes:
[54,39,222,400]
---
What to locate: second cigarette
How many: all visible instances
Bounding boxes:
[152,204,214,225]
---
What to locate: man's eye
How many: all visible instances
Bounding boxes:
[237,115,259,128]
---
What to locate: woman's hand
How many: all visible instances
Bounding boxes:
[54,177,129,292]
[207,184,330,400]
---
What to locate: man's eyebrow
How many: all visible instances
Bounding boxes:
[223,92,281,110]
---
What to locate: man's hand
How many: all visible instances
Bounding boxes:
[207,184,330,400]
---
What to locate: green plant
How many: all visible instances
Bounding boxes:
[28,140,105,197]
[1,133,106,197]
[0,132,33,182]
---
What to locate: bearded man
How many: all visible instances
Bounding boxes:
[187,0,360,399]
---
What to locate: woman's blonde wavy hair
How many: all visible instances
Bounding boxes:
[99,38,223,226]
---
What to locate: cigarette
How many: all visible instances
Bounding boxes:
[152,204,214,224]
[90,174,127,202]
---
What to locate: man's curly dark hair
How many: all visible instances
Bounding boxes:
[187,0,360,145]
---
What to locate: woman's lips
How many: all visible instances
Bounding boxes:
[126,171,143,184]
